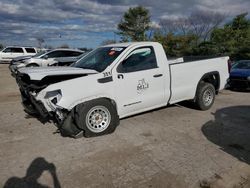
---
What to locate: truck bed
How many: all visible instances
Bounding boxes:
[168,56,229,104]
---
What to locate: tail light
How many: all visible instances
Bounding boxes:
[227,59,232,73]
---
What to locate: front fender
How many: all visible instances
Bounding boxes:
[37,73,116,112]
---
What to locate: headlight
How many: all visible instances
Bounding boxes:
[247,76,250,81]
[45,90,62,105]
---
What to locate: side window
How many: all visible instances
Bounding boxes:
[11,48,24,53]
[69,51,82,56]
[62,51,82,57]
[2,48,11,53]
[117,47,157,73]
[25,48,36,53]
[45,51,64,58]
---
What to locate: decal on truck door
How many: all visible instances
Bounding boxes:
[103,71,112,77]
[137,79,149,94]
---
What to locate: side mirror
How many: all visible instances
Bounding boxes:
[44,55,48,59]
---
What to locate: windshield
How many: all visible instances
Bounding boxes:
[72,47,126,72]
[232,61,250,69]
[33,50,49,58]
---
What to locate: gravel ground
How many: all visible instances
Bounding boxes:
[0,64,250,188]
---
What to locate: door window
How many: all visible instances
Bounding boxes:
[2,48,11,53]
[3,47,23,53]
[117,46,158,73]
[44,50,82,58]
[11,47,24,53]
[63,51,83,57]
[25,48,36,53]
[43,50,65,58]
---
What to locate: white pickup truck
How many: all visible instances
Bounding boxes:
[15,42,229,138]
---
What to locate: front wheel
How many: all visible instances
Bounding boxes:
[75,99,119,137]
[195,82,215,110]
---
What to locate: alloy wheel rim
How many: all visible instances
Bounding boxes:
[203,89,213,106]
[86,106,111,133]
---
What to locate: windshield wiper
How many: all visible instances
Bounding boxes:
[77,66,100,72]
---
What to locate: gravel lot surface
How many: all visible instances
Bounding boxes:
[0,64,250,188]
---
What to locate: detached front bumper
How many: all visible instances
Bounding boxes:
[20,87,50,119]
[15,71,83,137]
[16,72,50,119]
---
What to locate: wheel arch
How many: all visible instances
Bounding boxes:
[69,96,118,113]
[26,62,39,67]
[196,71,220,95]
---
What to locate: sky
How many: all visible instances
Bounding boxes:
[0,0,249,48]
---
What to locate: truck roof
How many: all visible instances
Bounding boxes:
[103,41,160,48]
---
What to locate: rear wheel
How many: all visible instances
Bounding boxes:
[195,82,215,110]
[75,99,119,137]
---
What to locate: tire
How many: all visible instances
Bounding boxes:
[74,98,119,137]
[195,82,215,110]
[26,63,39,67]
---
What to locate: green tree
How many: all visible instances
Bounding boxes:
[211,13,250,60]
[153,32,198,57]
[117,6,150,41]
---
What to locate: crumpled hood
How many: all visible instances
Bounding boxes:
[230,68,250,77]
[18,66,98,80]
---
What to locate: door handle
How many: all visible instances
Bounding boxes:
[153,74,163,78]
[118,74,124,79]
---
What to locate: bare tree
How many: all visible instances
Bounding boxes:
[148,21,161,40]
[189,10,225,41]
[159,17,191,35]
[36,37,45,48]
[159,10,225,41]
[0,43,3,50]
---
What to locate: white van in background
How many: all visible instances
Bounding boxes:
[0,46,37,63]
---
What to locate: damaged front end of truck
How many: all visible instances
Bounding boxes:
[15,68,96,138]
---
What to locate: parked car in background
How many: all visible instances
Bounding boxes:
[9,49,84,75]
[22,49,84,67]
[51,51,89,66]
[229,60,250,90]
[10,49,50,65]
[0,46,37,63]
[9,50,50,75]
